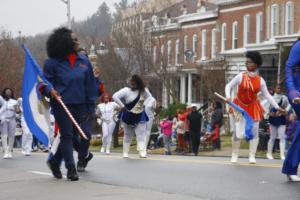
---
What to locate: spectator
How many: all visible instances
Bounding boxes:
[210,101,223,150]
[187,104,202,156]
[160,116,173,155]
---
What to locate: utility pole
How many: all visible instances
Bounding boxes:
[60,0,71,29]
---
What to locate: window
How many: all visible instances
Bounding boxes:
[270,4,279,38]
[232,22,238,49]
[285,1,294,35]
[184,35,188,63]
[221,23,227,52]
[201,30,207,60]
[211,29,217,58]
[243,14,250,46]
[192,34,198,58]
[153,46,157,64]
[160,44,164,67]
[176,39,180,65]
[256,12,263,43]
[167,40,172,65]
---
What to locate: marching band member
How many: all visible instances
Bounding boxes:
[225,51,284,164]
[96,93,119,154]
[282,38,300,182]
[113,75,152,158]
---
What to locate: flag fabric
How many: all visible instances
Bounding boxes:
[22,45,53,146]
[229,101,254,141]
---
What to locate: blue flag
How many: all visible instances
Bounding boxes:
[229,101,254,141]
[22,45,53,146]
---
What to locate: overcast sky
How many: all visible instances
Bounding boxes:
[0,0,125,37]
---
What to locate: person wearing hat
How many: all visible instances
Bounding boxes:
[225,51,285,164]
[187,104,202,156]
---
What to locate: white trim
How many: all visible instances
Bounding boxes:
[220,3,264,13]
[182,21,217,29]
[177,11,218,24]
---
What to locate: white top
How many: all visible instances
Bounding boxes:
[225,72,279,109]
[96,102,119,122]
[0,98,18,121]
[271,93,291,112]
[144,96,156,119]
[112,87,152,113]
[0,95,4,107]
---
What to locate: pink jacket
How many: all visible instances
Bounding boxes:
[160,120,173,136]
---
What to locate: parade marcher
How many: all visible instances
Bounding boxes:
[96,93,119,154]
[225,51,284,164]
[40,27,98,181]
[17,98,33,156]
[187,104,202,156]
[0,88,18,159]
[282,38,300,182]
[112,75,152,158]
[266,84,290,160]
[144,94,157,150]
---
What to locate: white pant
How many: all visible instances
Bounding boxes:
[21,119,33,153]
[145,118,154,148]
[232,120,259,157]
[1,120,16,152]
[123,122,146,152]
[101,120,116,149]
[268,125,286,157]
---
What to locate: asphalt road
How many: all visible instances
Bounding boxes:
[0,151,299,200]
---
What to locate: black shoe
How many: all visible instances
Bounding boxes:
[47,159,62,179]
[67,165,79,181]
[84,152,93,168]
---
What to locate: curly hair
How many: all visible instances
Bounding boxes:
[46,27,75,59]
[131,74,145,92]
[2,88,15,100]
[246,51,263,66]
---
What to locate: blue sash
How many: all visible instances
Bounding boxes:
[119,92,149,126]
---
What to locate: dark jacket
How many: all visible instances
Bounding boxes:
[187,111,202,133]
[211,108,223,131]
[43,53,97,114]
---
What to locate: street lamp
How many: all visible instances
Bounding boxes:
[60,0,71,29]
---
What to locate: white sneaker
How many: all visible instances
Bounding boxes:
[123,152,129,158]
[25,150,31,156]
[266,153,274,160]
[100,147,105,153]
[249,155,256,164]
[3,152,9,159]
[139,151,147,158]
[287,175,300,182]
[231,154,238,163]
[105,149,110,155]
[7,152,12,158]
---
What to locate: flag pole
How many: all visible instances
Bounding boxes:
[54,96,88,140]
[214,92,228,102]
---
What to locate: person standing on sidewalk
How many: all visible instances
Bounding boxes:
[160,116,173,155]
[187,104,202,156]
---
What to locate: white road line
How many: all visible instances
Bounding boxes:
[29,170,67,178]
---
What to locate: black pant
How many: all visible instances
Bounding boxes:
[190,130,200,155]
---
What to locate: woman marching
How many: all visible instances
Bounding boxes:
[0,88,18,159]
[282,38,300,182]
[113,75,152,158]
[225,51,285,164]
[40,27,97,181]
[96,93,119,154]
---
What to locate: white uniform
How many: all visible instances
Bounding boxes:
[0,97,18,158]
[225,71,279,163]
[113,87,152,158]
[267,93,290,160]
[96,102,119,154]
[144,96,156,150]
[18,98,33,156]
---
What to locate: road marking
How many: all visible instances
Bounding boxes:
[94,154,282,168]
[29,170,67,178]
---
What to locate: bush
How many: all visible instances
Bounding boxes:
[90,138,101,146]
[159,103,187,119]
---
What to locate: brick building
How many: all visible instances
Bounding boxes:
[112,0,300,107]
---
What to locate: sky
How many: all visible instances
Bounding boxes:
[0,0,124,37]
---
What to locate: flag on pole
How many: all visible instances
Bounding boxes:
[22,45,53,146]
[214,92,254,141]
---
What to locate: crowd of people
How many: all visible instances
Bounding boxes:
[1,26,300,182]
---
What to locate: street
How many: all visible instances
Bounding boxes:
[0,152,299,200]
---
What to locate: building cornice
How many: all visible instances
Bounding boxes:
[176,10,218,24]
